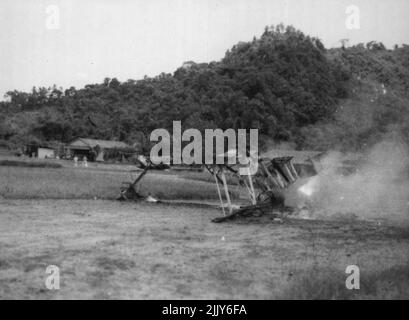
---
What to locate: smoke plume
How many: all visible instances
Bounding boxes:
[287,137,409,220]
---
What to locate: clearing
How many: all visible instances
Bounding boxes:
[0,199,408,299]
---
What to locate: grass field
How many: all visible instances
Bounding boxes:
[0,157,408,299]
[0,199,408,299]
[0,159,62,168]
[0,164,241,201]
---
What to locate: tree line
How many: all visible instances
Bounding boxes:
[1,24,408,154]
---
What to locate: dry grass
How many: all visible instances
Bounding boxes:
[178,169,239,185]
[1,157,408,299]
[0,199,408,299]
[280,264,409,299]
[0,165,230,201]
[0,160,62,168]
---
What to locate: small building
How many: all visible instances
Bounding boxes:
[38,147,55,159]
[65,138,131,161]
[25,144,55,159]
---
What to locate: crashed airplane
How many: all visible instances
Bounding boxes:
[118,148,324,222]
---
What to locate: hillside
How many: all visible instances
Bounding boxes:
[1,24,409,153]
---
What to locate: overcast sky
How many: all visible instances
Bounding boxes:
[1,0,409,97]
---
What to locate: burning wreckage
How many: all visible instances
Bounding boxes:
[118,150,322,222]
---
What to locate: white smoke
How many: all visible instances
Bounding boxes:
[287,138,409,220]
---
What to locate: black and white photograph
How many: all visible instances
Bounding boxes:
[1,0,409,303]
